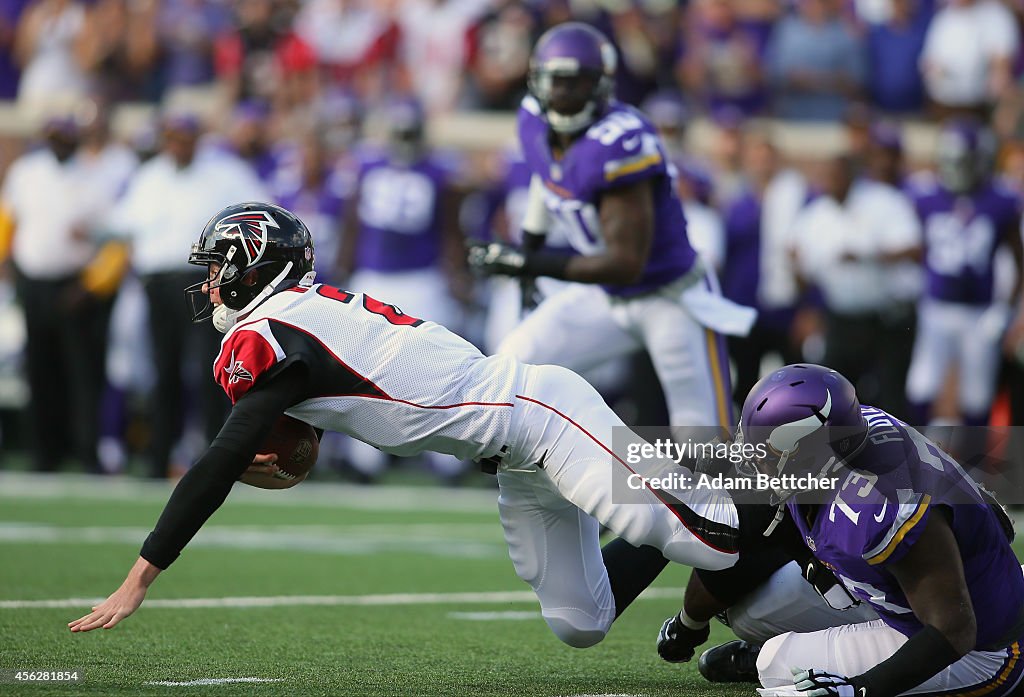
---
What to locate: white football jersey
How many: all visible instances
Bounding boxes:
[213,283,520,461]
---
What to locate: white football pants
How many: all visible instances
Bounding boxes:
[498,363,739,648]
[758,618,1023,695]
[905,299,1008,418]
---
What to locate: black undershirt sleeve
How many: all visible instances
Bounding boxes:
[139,363,309,570]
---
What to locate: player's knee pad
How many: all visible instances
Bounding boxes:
[755,632,795,688]
[542,610,610,649]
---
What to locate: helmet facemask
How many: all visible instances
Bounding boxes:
[184,203,316,333]
[936,123,993,194]
[527,23,617,136]
[529,64,613,135]
[736,415,866,506]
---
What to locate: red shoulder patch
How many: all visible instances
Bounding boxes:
[214,329,280,403]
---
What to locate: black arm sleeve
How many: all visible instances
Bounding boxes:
[139,363,309,569]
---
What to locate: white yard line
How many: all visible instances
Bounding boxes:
[0,522,505,559]
[0,472,498,513]
[0,587,681,610]
[447,610,540,621]
[145,678,284,686]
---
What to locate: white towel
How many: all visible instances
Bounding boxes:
[680,280,758,337]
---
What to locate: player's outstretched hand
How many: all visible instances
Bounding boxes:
[68,581,147,632]
[68,557,161,632]
[792,667,860,696]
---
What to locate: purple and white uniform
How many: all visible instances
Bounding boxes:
[348,148,460,330]
[499,96,755,433]
[904,174,1022,424]
[758,407,1024,694]
[517,97,696,297]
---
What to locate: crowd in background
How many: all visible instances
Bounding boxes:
[0,0,1023,484]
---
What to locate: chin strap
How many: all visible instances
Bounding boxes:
[762,505,785,537]
[213,262,294,334]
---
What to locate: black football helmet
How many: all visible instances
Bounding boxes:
[186,202,314,331]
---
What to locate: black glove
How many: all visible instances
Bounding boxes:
[467,242,527,277]
[467,241,570,280]
[793,668,864,697]
[656,612,710,663]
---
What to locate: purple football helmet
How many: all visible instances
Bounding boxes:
[936,118,994,194]
[384,95,426,164]
[528,22,617,134]
[317,89,364,151]
[737,364,868,504]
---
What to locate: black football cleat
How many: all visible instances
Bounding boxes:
[697,640,760,683]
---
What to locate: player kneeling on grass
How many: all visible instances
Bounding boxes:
[68,202,740,646]
[657,364,1024,697]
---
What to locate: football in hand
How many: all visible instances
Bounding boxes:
[242,416,319,489]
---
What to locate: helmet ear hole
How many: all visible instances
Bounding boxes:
[241,268,260,287]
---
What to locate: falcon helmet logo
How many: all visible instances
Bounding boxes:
[214,210,280,266]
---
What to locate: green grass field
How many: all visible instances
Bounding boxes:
[0,472,756,697]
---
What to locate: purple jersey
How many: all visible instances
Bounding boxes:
[790,407,1024,649]
[517,96,697,297]
[353,151,451,273]
[908,174,1021,305]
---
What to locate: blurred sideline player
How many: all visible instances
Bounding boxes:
[662,364,1024,695]
[69,203,740,649]
[904,119,1024,428]
[338,96,470,481]
[468,23,755,439]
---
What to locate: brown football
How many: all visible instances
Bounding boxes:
[258,415,319,481]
